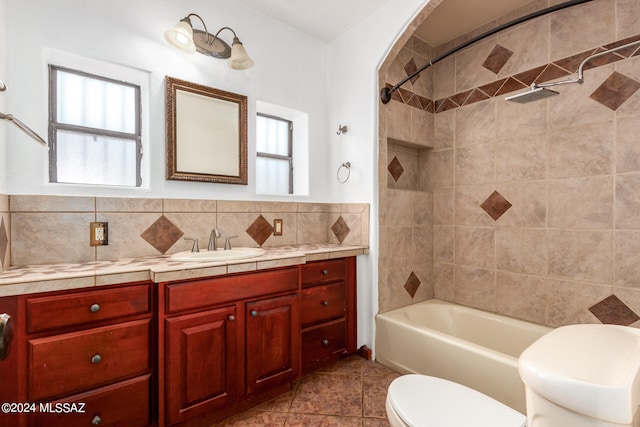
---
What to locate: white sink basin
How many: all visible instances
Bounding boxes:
[171,248,266,262]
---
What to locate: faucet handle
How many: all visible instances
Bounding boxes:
[224,236,238,250]
[183,237,199,252]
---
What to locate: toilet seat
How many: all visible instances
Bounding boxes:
[386,375,526,427]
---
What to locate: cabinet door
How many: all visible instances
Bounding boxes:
[245,294,299,396]
[165,305,240,426]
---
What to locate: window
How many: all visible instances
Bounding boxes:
[256,113,293,194]
[48,65,142,187]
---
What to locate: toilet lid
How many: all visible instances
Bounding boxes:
[387,375,526,427]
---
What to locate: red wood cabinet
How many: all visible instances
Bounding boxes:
[158,267,300,426]
[300,257,357,373]
[0,282,154,427]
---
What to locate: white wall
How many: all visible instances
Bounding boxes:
[3,0,429,352]
[327,0,428,351]
[4,0,328,201]
[0,0,7,193]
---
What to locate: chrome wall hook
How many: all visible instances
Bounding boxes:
[336,124,348,135]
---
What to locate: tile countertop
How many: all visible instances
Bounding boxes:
[0,244,369,297]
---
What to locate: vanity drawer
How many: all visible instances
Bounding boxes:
[28,319,150,401]
[301,259,346,287]
[301,281,346,327]
[166,267,298,314]
[26,283,151,333]
[29,374,151,427]
[301,319,347,367]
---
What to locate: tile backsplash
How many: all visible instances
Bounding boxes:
[4,195,368,268]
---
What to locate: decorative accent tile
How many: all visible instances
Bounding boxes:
[404,57,420,85]
[140,215,183,254]
[0,219,7,266]
[535,62,577,85]
[482,44,514,74]
[404,271,421,298]
[589,295,640,326]
[384,34,640,115]
[387,156,404,182]
[590,71,640,111]
[331,216,350,243]
[246,214,273,246]
[480,191,512,221]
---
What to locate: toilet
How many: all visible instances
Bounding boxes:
[385,374,526,427]
[519,324,640,427]
[386,324,640,427]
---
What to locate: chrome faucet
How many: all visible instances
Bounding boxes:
[225,236,238,250]
[183,237,199,252]
[208,228,221,251]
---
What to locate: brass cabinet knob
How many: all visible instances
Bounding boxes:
[250,310,258,317]
[228,314,236,321]
[90,304,100,313]
[92,415,102,425]
[321,339,329,346]
[91,354,102,364]
[321,269,329,275]
[321,300,329,307]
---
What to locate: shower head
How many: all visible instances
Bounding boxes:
[505,86,559,103]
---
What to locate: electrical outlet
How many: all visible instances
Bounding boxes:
[273,219,283,236]
[90,222,108,246]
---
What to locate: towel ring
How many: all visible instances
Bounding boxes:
[337,162,351,183]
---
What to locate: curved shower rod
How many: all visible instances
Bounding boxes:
[380,0,594,104]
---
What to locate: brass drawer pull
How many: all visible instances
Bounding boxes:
[250,310,258,317]
[321,339,329,346]
[0,313,13,361]
[228,314,236,321]
[90,304,101,313]
[91,354,102,364]
[321,300,329,307]
[92,415,102,425]
[321,269,329,275]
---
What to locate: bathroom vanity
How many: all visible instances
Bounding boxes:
[0,245,363,427]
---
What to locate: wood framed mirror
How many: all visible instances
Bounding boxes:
[166,76,248,184]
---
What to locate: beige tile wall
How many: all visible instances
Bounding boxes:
[8,195,369,266]
[379,0,640,327]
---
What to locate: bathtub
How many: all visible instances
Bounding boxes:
[375,299,552,414]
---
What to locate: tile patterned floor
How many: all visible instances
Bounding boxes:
[212,356,401,426]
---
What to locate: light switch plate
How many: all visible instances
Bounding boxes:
[273,219,283,236]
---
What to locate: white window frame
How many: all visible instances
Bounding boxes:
[256,100,309,196]
[44,49,150,189]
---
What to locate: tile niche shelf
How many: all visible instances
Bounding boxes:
[387,138,434,192]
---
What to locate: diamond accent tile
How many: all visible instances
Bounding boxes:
[589,295,640,326]
[404,272,421,298]
[388,156,404,182]
[590,71,640,111]
[404,58,420,85]
[331,216,350,243]
[480,191,512,221]
[0,218,7,266]
[482,44,514,74]
[140,215,184,254]
[246,214,273,246]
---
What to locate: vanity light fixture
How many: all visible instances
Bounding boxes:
[164,14,254,70]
